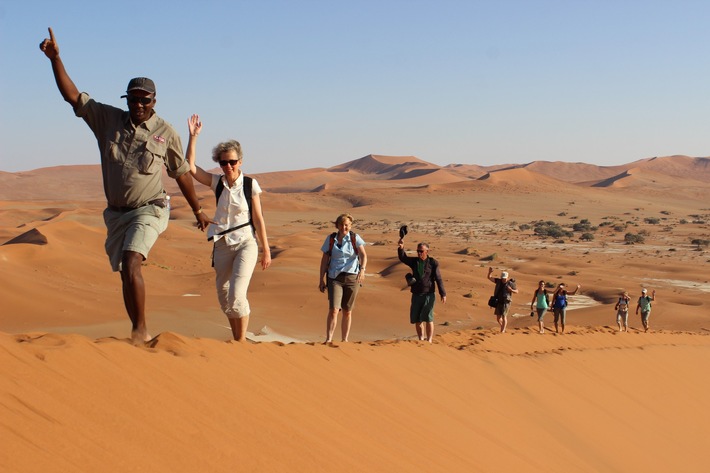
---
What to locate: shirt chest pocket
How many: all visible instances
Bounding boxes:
[139,139,167,174]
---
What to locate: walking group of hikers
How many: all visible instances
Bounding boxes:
[39,27,657,345]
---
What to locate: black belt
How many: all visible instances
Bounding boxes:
[107,198,167,213]
[207,220,253,241]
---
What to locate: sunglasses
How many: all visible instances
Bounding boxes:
[416,249,427,253]
[219,159,240,167]
[127,95,153,105]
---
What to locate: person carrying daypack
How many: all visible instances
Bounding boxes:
[635,288,657,332]
[615,291,631,332]
[319,213,368,344]
[530,280,551,334]
[184,114,272,342]
[551,282,581,334]
[487,268,518,333]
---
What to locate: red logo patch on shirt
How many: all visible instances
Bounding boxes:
[153,135,166,143]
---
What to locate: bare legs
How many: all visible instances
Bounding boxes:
[553,308,566,334]
[120,250,150,344]
[496,314,508,333]
[229,315,250,342]
[617,311,628,332]
[414,322,434,342]
[325,308,352,343]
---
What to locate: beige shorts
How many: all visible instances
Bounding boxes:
[103,204,169,271]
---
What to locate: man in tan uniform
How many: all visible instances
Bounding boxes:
[39,27,213,344]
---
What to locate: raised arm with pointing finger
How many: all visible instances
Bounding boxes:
[39,27,80,107]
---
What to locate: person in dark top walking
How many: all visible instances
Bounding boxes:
[397,239,446,343]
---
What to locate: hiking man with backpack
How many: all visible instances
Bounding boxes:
[398,240,446,342]
[319,213,367,343]
[487,268,518,333]
[185,115,271,342]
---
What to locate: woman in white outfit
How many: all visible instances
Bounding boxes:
[186,114,271,341]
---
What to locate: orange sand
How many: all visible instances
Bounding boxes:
[1,155,709,471]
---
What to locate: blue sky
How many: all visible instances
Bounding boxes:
[2,0,710,173]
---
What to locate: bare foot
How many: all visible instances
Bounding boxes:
[130,330,151,346]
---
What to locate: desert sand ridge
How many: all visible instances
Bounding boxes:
[2,328,710,472]
[3,154,710,198]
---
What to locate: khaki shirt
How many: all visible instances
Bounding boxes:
[74,92,189,208]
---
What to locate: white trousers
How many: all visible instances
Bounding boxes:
[213,237,258,319]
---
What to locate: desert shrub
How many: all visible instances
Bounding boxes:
[557,212,567,216]
[534,221,572,238]
[518,223,531,231]
[679,219,688,224]
[661,210,671,215]
[644,217,660,224]
[613,225,626,232]
[691,238,710,249]
[639,229,650,236]
[625,233,645,244]
[580,233,595,241]
[573,221,593,232]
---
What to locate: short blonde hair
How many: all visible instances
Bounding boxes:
[334,213,353,227]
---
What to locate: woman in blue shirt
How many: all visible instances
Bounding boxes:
[318,213,367,343]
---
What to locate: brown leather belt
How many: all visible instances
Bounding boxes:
[107,198,167,213]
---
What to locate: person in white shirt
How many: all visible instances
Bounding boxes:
[185,115,271,341]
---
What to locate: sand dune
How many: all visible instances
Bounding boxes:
[628,155,710,182]
[2,328,709,473]
[592,166,708,189]
[2,154,710,471]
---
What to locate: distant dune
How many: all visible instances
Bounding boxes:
[627,155,710,182]
[592,166,710,189]
[3,154,709,198]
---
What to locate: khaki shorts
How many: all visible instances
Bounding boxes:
[103,204,169,271]
[327,272,360,311]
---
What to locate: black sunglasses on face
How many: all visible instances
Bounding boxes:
[219,159,240,167]
[127,95,153,105]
